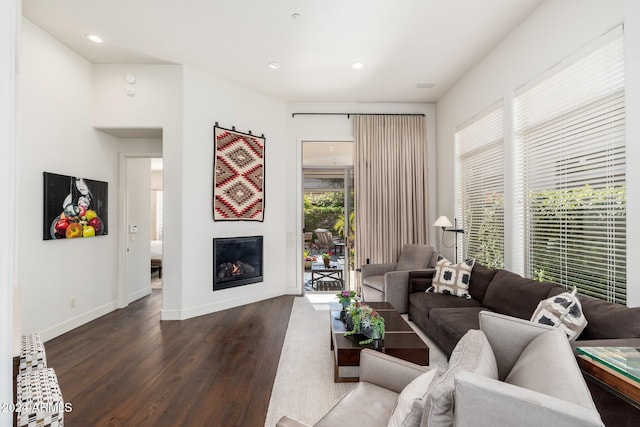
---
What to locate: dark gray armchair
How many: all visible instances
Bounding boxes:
[361,244,438,313]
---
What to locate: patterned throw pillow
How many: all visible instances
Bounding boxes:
[530,287,588,340]
[427,256,475,299]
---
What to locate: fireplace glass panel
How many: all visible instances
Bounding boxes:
[213,236,263,291]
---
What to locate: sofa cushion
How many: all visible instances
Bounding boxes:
[409,292,482,317]
[363,275,386,293]
[316,382,398,427]
[505,329,597,411]
[388,368,441,427]
[468,263,499,302]
[482,270,562,319]
[430,256,475,299]
[396,244,434,271]
[424,329,498,427]
[576,294,640,340]
[424,307,488,358]
[409,270,436,293]
[530,287,587,340]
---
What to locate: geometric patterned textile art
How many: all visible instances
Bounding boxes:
[213,125,265,221]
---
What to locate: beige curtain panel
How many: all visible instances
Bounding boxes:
[353,115,429,291]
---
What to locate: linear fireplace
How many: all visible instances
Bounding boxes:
[213,236,263,291]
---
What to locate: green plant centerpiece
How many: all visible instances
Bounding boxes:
[344,302,385,345]
[337,290,356,309]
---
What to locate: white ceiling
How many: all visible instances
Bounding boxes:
[22,0,543,103]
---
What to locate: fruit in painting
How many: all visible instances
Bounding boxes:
[65,223,82,238]
[54,218,70,235]
[82,225,96,237]
[88,217,102,233]
[85,209,98,221]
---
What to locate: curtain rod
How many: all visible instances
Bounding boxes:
[291,112,425,118]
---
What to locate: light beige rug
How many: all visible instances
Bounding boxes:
[264,297,355,426]
[264,296,447,426]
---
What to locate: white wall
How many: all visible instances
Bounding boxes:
[92,64,184,316]
[178,66,288,317]
[436,0,640,306]
[92,62,290,319]
[18,20,121,340]
[286,102,437,294]
[1,1,18,424]
[18,21,170,340]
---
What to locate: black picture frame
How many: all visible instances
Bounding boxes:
[43,172,109,240]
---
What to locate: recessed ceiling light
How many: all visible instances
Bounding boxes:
[352,62,364,70]
[85,33,103,43]
[267,62,281,70]
[292,13,301,20]
[416,83,435,89]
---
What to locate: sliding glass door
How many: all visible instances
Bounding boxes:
[302,141,354,293]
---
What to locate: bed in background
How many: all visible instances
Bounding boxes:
[151,240,162,278]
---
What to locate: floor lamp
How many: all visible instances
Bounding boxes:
[433,216,465,263]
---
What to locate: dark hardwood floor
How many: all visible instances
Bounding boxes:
[43,291,295,427]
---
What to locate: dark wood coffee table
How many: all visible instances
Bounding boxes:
[330,301,429,382]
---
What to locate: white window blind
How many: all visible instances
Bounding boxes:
[455,103,504,268]
[514,26,625,303]
[155,190,163,241]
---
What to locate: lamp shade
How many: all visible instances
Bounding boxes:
[433,216,453,228]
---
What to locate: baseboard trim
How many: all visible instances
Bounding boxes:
[161,288,285,321]
[39,302,117,342]
[127,287,151,304]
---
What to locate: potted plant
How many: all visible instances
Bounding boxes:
[321,251,333,268]
[303,251,315,269]
[344,303,385,345]
[336,289,356,310]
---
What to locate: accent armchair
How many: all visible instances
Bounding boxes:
[277,311,604,427]
[361,244,438,313]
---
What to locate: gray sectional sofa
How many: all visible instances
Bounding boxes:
[406,263,640,357]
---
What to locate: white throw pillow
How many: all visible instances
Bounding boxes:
[388,368,441,427]
[423,329,498,427]
[530,287,587,340]
[428,256,475,299]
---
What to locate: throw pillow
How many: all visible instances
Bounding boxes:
[427,256,475,299]
[387,368,441,427]
[423,329,498,427]
[530,287,588,340]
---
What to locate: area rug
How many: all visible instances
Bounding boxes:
[213,125,264,221]
[264,297,355,426]
[264,297,447,426]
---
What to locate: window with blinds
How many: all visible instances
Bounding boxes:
[455,103,504,268]
[514,26,626,303]
[155,190,163,241]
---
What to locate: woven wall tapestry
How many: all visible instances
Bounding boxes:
[213,125,265,221]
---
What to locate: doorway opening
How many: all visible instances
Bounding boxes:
[302,141,354,295]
